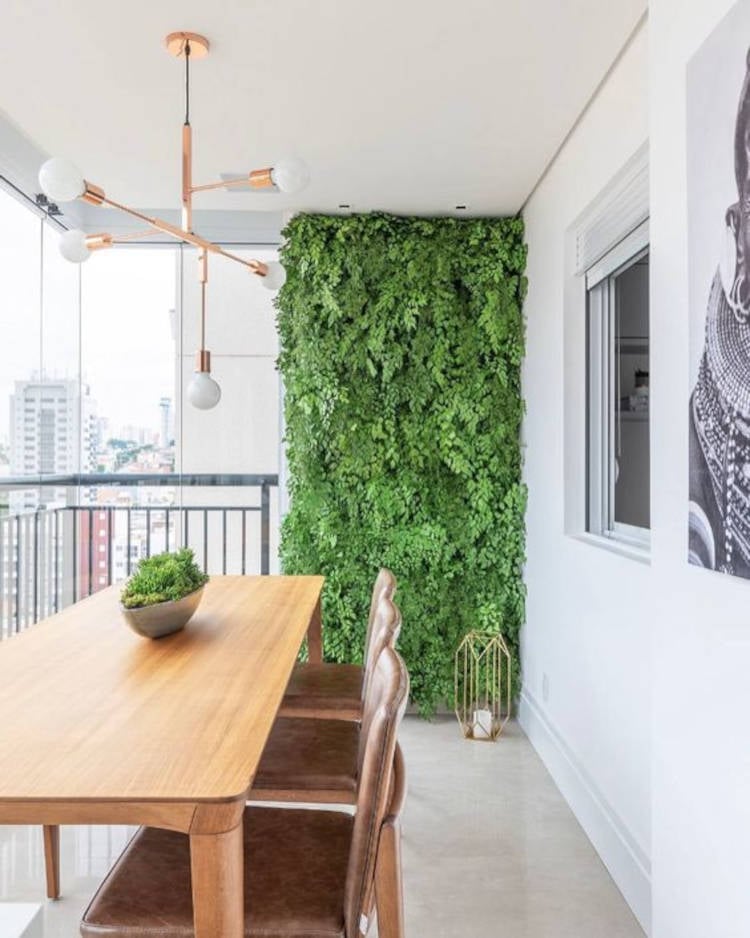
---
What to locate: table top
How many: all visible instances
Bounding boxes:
[0,575,323,804]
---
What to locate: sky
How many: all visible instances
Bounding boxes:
[0,184,176,441]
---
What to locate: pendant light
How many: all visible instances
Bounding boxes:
[186,250,222,410]
[37,30,309,409]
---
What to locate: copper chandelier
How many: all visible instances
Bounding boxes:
[37,31,309,410]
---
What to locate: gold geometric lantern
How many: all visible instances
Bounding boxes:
[454,630,512,741]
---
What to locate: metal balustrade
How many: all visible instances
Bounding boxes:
[0,473,279,639]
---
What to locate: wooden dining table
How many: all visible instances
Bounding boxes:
[0,574,324,938]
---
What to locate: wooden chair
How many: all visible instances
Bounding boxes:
[279,568,397,721]
[249,594,402,805]
[41,577,401,899]
[79,646,409,938]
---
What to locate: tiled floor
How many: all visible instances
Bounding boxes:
[0,717,643,938]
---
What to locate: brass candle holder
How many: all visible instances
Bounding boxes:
[454,630,512,741]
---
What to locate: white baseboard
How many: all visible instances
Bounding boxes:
[519,689,651,935]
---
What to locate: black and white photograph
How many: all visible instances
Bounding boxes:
[688,0,750,578]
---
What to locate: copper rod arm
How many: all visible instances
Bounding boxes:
[191,168,275,194]
[111,228,161,244]
[190,179,234,193]
[95,193,268,274]
[216,245,267,274]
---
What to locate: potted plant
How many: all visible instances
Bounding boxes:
[120,548,209,639]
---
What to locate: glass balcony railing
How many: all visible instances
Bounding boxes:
[0,473,279,639]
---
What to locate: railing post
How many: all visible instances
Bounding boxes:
[87,507,93,597]
[60,507,77,610]
[260,482,270,576]
[33,510,40,624]
[14,515,21,633]
[53,508,60,613]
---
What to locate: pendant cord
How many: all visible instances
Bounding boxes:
[184,39,191,125]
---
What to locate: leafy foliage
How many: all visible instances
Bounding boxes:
[121,549,208,609]
[277,212,527,714]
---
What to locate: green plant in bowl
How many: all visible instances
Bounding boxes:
[120,549,209,638]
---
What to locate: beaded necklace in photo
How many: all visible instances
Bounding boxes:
[693,273,750,574]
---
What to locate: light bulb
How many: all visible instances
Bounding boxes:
[59,229,91,264]
[261,261,287,291]
[38,158,86,203]
[187,371,222,410]
[271,158,310,194]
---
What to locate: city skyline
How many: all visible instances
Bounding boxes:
[2,371,173,465]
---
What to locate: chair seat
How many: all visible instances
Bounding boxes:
[279,663,364,720]
[252,717,359,799]
[80,807,353,938]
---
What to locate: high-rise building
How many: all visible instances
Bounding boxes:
[159,397,173,450]
[9,376,98,509]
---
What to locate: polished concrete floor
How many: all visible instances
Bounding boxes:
[0,717,643,938]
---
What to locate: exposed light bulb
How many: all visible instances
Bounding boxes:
[187,371,222,410]
[38,158,86,203]
[261,261,287,291]
[271,158,310,194]
[59,229,91,264]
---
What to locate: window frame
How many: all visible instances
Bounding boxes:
[586,220,650,550]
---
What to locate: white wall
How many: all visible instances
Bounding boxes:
[523,4,750,936]
[520,20,652,933]
[649,0,750,935]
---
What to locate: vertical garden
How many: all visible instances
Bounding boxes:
[277,212,527,714]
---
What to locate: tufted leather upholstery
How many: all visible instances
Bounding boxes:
[279,570,397,721]
[359,595,402,704]
[361,569,398,667]
[80,647,409,938]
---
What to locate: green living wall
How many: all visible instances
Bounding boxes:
[277,213,527,714]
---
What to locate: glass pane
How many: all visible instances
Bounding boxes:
[81,248,177,474]
[0,210,280,629]
[38,222,82,617]
[0,187,44,634]
[614,251,650,528]
[0,188,42,504]
[79,247,178,598]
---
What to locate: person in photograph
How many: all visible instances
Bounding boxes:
[689,48,750,578]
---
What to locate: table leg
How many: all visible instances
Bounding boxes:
[190,823,244,938]
[307,595,323,664]
[43,825,60,900]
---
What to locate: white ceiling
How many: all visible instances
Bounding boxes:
[0,0,645,217]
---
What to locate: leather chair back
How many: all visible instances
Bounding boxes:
[362,568,397,662]
[344,645,408,937]
[361,594,402,703]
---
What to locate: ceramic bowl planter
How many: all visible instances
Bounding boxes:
[119,548,209,640]
[120,585,205,639]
